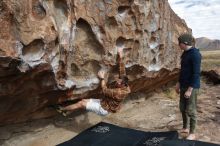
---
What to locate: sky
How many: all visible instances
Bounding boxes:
[168,0,220,40]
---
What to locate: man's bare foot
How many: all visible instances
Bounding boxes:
[186,134,196,140]
[180,128,189,133]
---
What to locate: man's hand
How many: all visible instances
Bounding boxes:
[175,82,180,94]
[98,70,105,79]
[117,48,123,57]
[184,87,193,98]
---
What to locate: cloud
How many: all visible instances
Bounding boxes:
[168,0,220,39]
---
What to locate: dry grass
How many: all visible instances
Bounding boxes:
[201,50,220,71]
[163,88,177,99]
[201,50,220,60]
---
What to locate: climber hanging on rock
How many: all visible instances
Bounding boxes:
[54,47,131,116]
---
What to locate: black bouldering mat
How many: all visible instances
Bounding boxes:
[136,130,179,146]
[160,140,220,146]
[57,122,178,146]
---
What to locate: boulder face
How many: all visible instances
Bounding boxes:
[0,0,190,125]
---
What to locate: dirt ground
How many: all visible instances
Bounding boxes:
[0,79,219,146]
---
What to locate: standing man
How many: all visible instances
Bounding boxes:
[175,33,201,140]
[56,48,131,116]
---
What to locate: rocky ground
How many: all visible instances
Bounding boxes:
[0,79,219,146]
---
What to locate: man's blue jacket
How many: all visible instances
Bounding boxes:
[179,47,201,89]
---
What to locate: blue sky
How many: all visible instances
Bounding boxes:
[168,0,220,40]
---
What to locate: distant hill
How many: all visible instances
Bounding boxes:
[196,37,220,51]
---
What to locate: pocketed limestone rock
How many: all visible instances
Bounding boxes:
[0,0,190,125]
